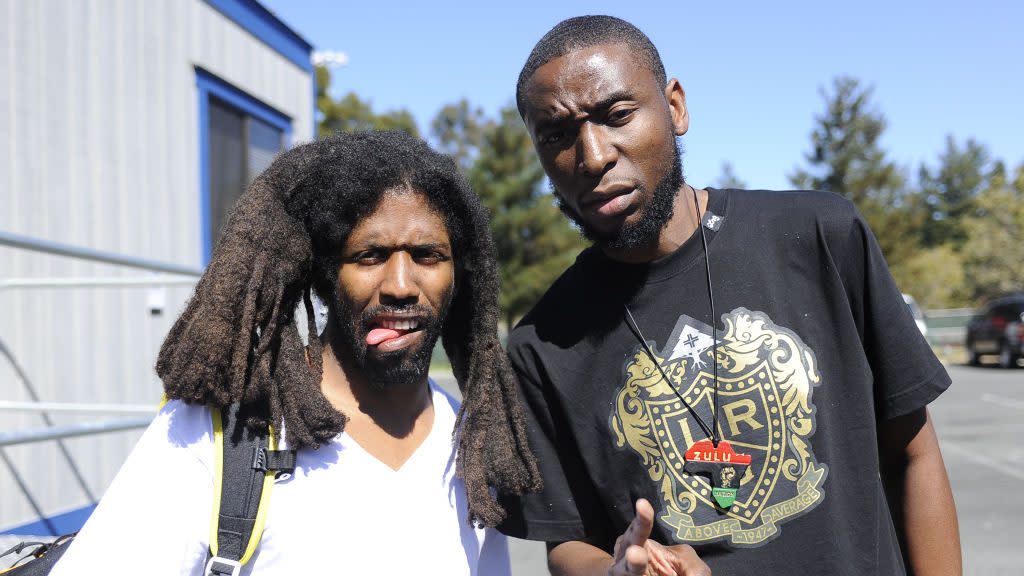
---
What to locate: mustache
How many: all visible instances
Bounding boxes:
[359,304,438,329]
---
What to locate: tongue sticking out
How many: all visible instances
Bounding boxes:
[366,327,404,346]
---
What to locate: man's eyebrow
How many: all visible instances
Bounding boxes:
[533,114,571,131]
[592,90,636,111]
[406,242,451,251]
[533,90,637,129]
[348,241,451,252]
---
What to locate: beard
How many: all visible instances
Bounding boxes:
[554,142,684,251]
[327,297,446,390]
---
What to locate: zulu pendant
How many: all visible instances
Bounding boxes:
[683,439,752,509]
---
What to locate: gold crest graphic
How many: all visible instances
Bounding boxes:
[610,308,828,547]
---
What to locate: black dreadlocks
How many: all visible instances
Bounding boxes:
[156,130,540,526]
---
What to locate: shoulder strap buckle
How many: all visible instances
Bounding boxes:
[252,447,297,473]
[205,556,241,576]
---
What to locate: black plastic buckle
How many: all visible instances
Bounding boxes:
[251,447,296,473]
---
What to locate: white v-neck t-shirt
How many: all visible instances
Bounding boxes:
[52,380,510,576]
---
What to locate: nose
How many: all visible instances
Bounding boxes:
[577,122,617,176]
[379,251,419,306]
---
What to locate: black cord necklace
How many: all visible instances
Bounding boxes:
[622,305,715,439]
[622,186,751,510]
[622,185,720,442]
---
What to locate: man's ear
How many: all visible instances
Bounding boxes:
[665,78,688,136]
[309,286,330,338]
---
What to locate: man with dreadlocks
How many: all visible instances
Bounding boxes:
[497,14,959,576]
[52,130,540,575]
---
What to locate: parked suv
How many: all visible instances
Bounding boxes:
[966,293,1024,368]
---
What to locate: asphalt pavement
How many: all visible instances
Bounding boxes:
[930,364,1024,575]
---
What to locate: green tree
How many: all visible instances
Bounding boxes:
[789,76,921,269]
[716,161,747,189]
[892,245,966,309]
[917,136,991,248]
[960,163,1024,302]
[315,65,418,137]
[467,106,586,329]
[430,99,486,173]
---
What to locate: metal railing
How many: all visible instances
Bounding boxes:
[1,231,203,535]
[0,230,202,293]
[0,418,156,448]
[0,231,203,276]
[0,401,156,415]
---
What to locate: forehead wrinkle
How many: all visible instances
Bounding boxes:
[350,222,449,246]
[547,59,632,114]
[348,197,451,249]
[523,73,569,121]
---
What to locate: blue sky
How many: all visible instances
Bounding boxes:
[262,0,1023,191]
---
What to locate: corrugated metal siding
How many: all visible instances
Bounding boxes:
[0,0,313,530]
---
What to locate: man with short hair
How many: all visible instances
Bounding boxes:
[498,16,960,576]
[53,130,541,575]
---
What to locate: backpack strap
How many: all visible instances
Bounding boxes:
[204,403,295,576]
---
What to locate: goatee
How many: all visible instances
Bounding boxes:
[328,300,444,390]
[555,142,684,251]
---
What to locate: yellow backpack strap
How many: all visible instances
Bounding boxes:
[204,403,295,576]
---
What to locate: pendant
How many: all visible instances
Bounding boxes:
[683,439,752,509]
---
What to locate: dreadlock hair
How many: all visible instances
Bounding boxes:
[516,15,668,117]
[157,130,540,526]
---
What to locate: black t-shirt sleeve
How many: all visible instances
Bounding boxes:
[497,338,609,544]
[832,204,951,419]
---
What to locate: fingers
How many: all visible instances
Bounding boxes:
[611,499,657,576]
[622,544,649,576]
[623,498,655,549]
[613,542,684,576]
[613,499,700,576]
[665,544,711,576]
[614,501,710,576]
[645,540,678,576]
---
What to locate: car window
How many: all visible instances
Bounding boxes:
[990,303,1024,320]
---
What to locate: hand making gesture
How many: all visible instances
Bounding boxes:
[609,499,710,576]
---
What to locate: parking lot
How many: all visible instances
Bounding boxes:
[929,364,1023,575]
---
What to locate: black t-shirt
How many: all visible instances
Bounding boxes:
[497,188,950,575]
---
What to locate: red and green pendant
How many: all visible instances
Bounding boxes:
[683,439,752,509]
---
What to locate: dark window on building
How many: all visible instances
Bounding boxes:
[207,96,284,246]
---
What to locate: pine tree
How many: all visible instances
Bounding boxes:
[430,99,485,173]
[467,107,585,329]
[960,163,1024,302]
[315,65,419,137]
[917,135,991,249]
[789,76,921,269]
[715,161,747,189]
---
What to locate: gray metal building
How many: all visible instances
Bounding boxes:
[1,0,315,534]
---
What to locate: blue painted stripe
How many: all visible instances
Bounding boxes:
[195,68,293,264]
[197,81,211,266]
[196,67,292,131]
[311,67,319,139]
[204,0,313,72]
[2,503,97,537]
